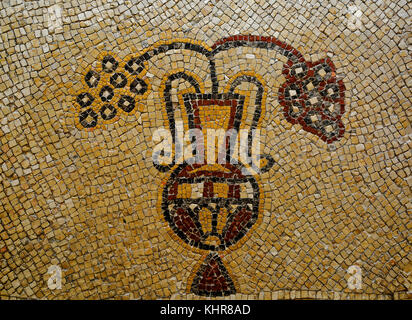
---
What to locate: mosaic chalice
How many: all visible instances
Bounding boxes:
[159,84,273,296]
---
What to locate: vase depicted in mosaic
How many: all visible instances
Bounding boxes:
[159,91,272,296]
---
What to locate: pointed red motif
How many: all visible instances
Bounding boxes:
[191,253,235,296]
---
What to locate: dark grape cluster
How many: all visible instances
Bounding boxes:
[76,54,148,129]
[278,58,345,143]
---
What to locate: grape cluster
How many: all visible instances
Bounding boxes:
[76,54,148,129]
[278,57,345,143]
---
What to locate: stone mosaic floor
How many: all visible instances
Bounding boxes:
[0,0,411,299]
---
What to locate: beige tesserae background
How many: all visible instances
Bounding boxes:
[0,0,410,299]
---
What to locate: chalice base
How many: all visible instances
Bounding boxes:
[190,252,236,296]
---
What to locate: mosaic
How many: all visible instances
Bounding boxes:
[0,0,410,300]
[72,36,346,296]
